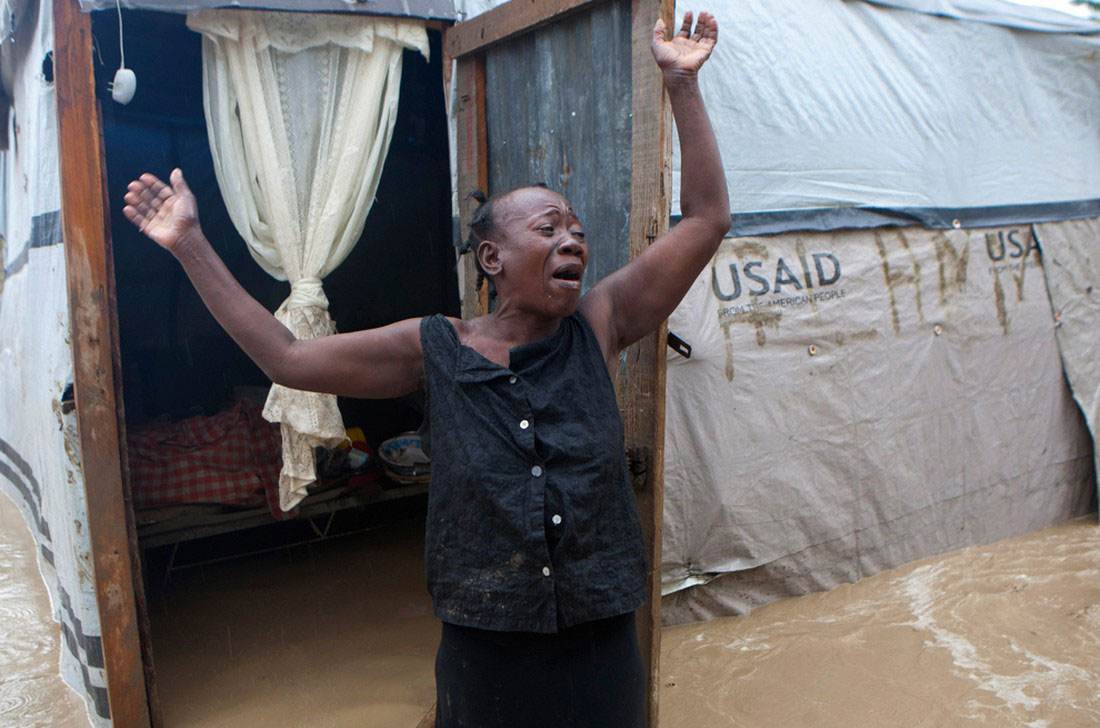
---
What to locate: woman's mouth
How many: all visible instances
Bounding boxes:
[550,263,583,289]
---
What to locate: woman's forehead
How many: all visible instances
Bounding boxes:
[498,187,577,222]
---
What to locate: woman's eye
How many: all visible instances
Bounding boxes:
[572,231,586,240]
[539,225,554,235]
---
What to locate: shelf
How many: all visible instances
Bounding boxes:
[136,479,429,550]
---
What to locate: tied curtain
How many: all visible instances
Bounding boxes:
[186,10,429,510]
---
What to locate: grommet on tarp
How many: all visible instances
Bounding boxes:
[952,218,962,229]
[934,324,943,336]
[808,344,818,356]
[667,331,692,359]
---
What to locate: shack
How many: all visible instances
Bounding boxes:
[1,0,1098,725]
[653,0,1100,623]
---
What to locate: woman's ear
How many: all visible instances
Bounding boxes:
[477,239,503,277]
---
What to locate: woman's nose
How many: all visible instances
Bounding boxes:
[558,237,585,256]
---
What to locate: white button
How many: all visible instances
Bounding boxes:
[520,419,530,430]
[508,375,517,384]
[531,465,543,477]
[552,514,562,525]
[542,566,551,577]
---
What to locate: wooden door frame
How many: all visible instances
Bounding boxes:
[446,0,672,724]
[54,0,670,723]
[53,1,156,726]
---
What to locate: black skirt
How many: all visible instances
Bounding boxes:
[435,612,645,728]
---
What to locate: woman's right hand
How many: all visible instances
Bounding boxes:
[122,168,201,253]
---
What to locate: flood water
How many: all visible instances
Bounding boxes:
[148,517,439,728]
[0,491,92,728]
[661,518,1100,727]
[5,485,1098,727]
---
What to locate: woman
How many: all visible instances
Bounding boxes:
[124,11,727,727]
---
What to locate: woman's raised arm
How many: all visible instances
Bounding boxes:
[123,169,424,399]
[581,11,730,357]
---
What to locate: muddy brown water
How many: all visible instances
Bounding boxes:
[661,518,1100,727]
[5,487,1097,727]
[0,491,93,728]
[148,518,439,728]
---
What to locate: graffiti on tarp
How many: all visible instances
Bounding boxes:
[704,226,1046,381]
[708,240,846,380]
[874,230,930,334]
[932,232,969,307]
[984,228,1041,333]
[718,308,783,381]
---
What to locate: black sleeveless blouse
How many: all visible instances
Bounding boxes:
[419,312,648,633]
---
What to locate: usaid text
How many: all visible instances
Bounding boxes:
[712,252,842,301]
[985,229,1038,262]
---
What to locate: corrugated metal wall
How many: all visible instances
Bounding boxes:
[484,0,633,288]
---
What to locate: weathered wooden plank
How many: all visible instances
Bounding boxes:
[453,54,490,319]
[52,1,152,726]
[446,0,605,59]
[97,103,163,727]
[624,0,673,725]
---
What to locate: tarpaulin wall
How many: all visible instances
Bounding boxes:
[660,224,1096,622]
[1035,218,1100,518]
[659,0,1100,623]
[672,0,1100,233]
[0,0,108,724]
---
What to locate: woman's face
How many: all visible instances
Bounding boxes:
[479,187,589,318]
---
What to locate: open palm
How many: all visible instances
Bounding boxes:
[122,169,200,252]
[651,11,718,75]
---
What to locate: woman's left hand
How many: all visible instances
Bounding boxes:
[651,10,718,77]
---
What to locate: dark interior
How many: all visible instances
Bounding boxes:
[92,9,454,560]
[94,10,456,439]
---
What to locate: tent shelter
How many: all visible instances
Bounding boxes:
[1,0,1099,726]
[656,0,1100,622]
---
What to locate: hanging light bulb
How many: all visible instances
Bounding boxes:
[107,0,136,104]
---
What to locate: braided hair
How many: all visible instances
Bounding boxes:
[457,190,497,297]
[458,184,553,299]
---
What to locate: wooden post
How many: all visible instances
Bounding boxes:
[625,0,673,725]
[52,1,152,726]
[445,0,603,58]
[452,52,490,319]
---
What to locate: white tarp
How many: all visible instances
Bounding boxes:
[0,0,107,723]
[672,0,1100,223]
[660,224,1095,621]
[864,0,1100,33]
[1035,217,1100,505]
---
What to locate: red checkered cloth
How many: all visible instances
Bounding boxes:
[127,399,293,519]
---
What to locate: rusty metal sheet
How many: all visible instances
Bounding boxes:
[482,0,632,288]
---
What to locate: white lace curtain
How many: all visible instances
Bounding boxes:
[186,10,429,510]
